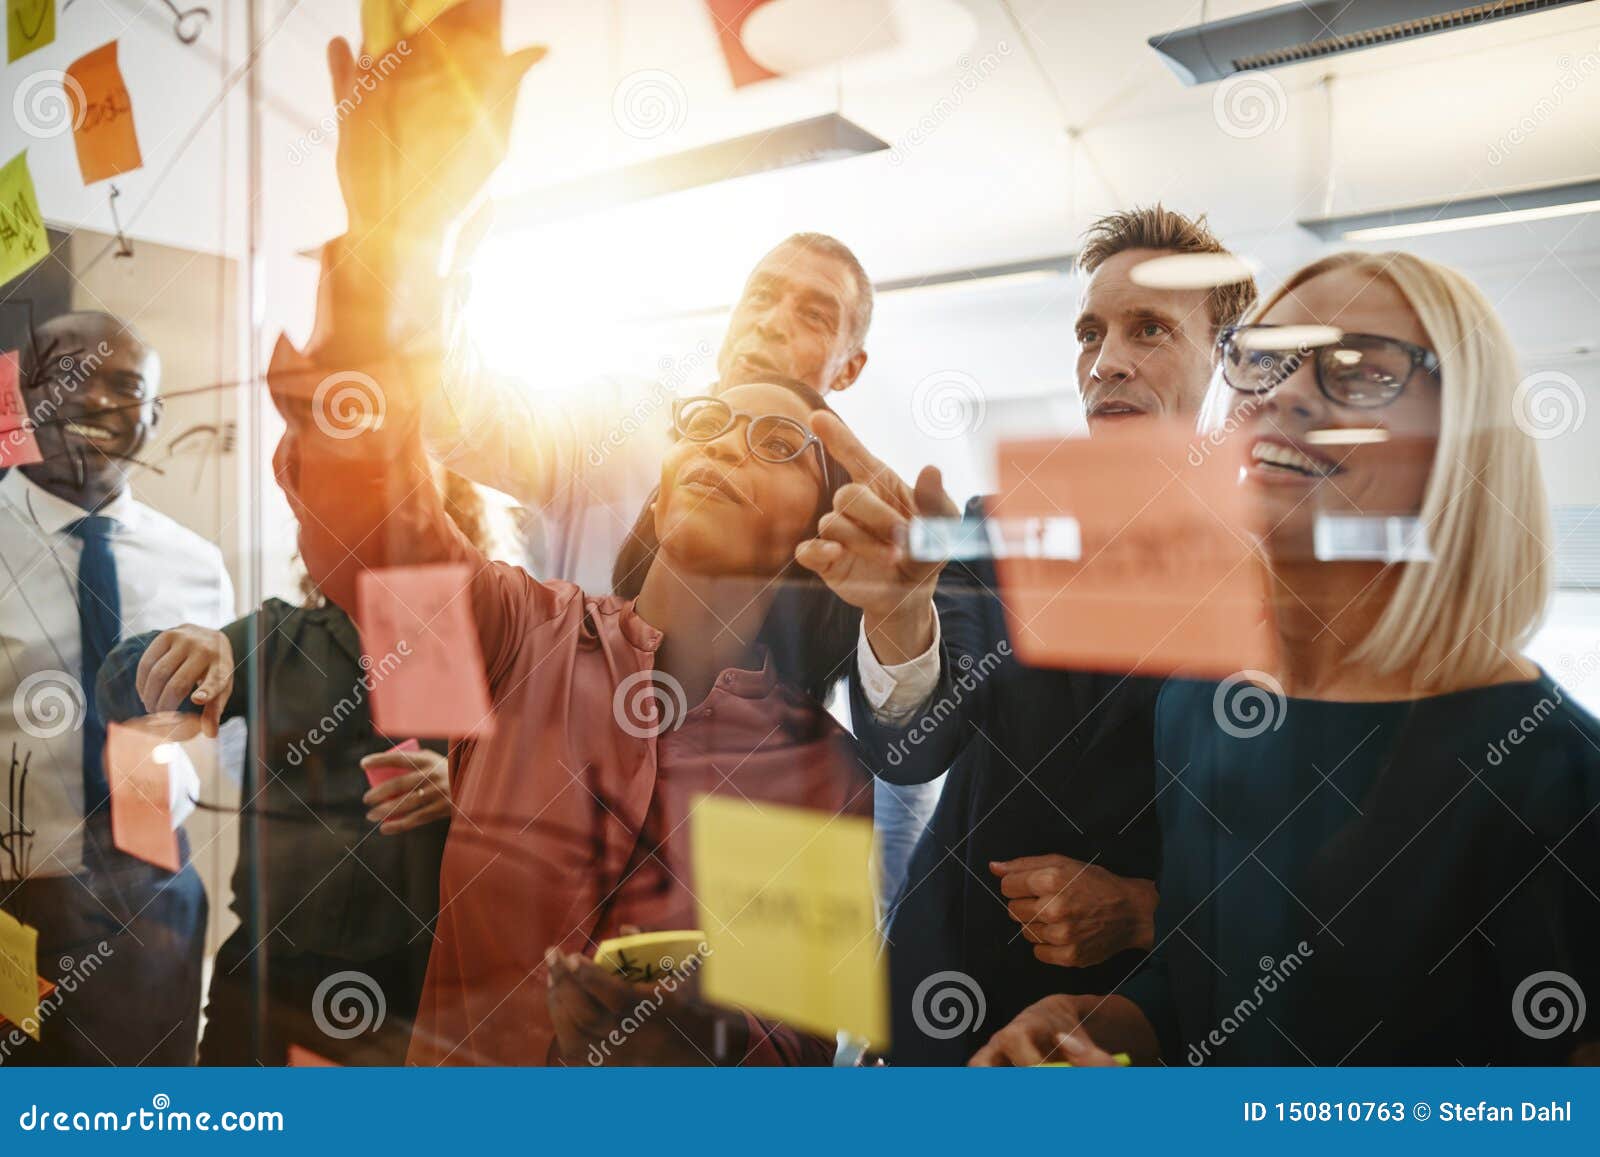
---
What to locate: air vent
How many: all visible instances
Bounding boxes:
[1150,0,1590,85]
[1554,505,1600,591]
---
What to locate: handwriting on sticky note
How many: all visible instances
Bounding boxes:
[7,0,54,63]
[690,795,887,1046]
[593,930,707,983]
[0,350,25,431]
[0,350,42,467]
[364,737,419,788]
[104,721,181,873]
[0,908,41,1040]
[992,423,1276,678]
[0,151,48,286]
[356,563,494,738]
[67,41,143,184]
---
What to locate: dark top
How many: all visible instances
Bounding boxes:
[97,597,448,962]
[1126,672,1600,1065]
[849,497,1162,1065]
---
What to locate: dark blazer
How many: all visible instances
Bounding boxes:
[849,497,1163,1064]
[1127,673,1600,1065]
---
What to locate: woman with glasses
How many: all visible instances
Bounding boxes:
[273,319,867,1064]
[972,251,1599,1066]
[260,6,877,1066]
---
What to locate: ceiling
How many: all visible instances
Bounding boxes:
[9,1,1600,410]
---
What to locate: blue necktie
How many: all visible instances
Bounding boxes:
[69,516,122,816]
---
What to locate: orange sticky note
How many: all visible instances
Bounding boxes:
[356,563,494,738]
[0,351,42,467]
[286,1043,339,1067]
[0,977,55,1041]
[104,720,182,873]
[992,423,1276,678]
[364,737,420,788]
[67,41,143,184]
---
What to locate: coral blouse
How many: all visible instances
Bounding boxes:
[270,338,869,1066]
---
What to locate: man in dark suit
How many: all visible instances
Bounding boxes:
[1,311,233,1065]
[798,206,1258,1063]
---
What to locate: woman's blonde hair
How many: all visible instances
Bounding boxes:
[1249,250,1552,690]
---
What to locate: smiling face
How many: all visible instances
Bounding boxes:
[1233,269,1442,553]
[654,382,829,578]
[717,243,866,395]
[1075,248,1219,431]
[20,313,161,507]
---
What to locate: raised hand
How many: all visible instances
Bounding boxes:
[328,0,546,260]
[794,411,958,665]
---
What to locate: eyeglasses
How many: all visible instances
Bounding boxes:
[1219,324,1441,409]
[671,396,828,474]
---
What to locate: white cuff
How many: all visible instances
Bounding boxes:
[856,614,941,725]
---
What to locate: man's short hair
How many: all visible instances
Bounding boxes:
[770,232,874,356]
[1077,205,1257,333]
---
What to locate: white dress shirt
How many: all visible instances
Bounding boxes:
[855,616,947,913]
[0,469,234,879]
[856,614,942,723]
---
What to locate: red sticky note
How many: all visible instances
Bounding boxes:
[66,41,143,184]
[705,0,780,88]
[364,737,420,788]
[0,351,41,467]
[992,423,1277,678]
[104,721,181,873]
[0,426,42,466]
[286,1043,339,1067]
[0,350,25,431]
[356,563,494,738]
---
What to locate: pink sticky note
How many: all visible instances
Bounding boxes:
[104,721,181,873]
[356,563,494,738]
[993,423,1277,679]
[0,351,41,467]
[364,737,420,788]
[0,351,25,430]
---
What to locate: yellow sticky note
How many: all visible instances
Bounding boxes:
[690,795,887,1046]
[7,0,54,63]
[0,908,41,1040]
[1038,1052,1132,1067]
[361,0,460,58]
[0,151,48,286]
[594,930,706,983]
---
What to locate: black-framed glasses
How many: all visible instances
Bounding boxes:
[1219,324,1441,409]
[671,396,828,474]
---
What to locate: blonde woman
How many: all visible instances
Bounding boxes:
[972,251,1600,1066]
